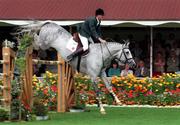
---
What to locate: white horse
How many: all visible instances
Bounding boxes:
[21,22,136,114]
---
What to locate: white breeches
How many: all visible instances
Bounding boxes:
[79,33,88,51]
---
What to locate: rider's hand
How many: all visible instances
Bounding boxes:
[98,37,106,43]
[101,39,107,43]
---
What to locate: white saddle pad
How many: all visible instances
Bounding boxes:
[66,37,78,52]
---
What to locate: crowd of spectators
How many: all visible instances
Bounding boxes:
[106,33,179,77]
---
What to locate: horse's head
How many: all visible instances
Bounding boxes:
[115,42,136,68]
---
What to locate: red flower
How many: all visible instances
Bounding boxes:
[144,91,154,96]
[127,92,133,98]
[112,87,116,92]
[51,85,57,92]
[170,88,180,94]
[43,88,48,95]
[22,101,32,112]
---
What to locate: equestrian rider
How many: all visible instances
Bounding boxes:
[67,8,106,61]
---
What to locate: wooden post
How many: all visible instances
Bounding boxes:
[2,47,12,117]
[22,46,33,109]
[57,54,66,112]
[26,47,33,107]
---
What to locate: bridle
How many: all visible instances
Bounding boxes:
[100,43,133,66]
[115,47,134,64]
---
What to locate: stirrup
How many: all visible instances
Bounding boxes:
[67,55,73,61]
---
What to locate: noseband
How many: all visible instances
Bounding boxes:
[115,48,133,64]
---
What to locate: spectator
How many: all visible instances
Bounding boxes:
[107,61,121,77]
[165,33,176,47]
[120,63,133,77]
[131,43,143,59]
[141,35,151,59]
[154,43,165,58]
[164,44,172,61]
[171,41,180,57]
[32,50,40,76]
[38,50,47,76]
[154,52,165,74]
[113,34,121,43]
[154,33,164,46]
[135,60,149,77]
[167,50,179,72]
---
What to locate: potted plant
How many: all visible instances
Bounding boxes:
[33,98,48,120]
[0,108,9,121]
[69,91,86,112]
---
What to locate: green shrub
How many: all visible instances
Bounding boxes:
[33,98,48,116]
[0,108,9,121]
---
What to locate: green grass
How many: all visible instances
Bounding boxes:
[1,107,180,125]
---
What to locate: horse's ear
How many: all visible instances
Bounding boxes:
[126,42,130,46]
[124,41,130,47]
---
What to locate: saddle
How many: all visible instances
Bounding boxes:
[73,33,89,56]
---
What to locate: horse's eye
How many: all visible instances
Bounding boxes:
[126,52,129,54]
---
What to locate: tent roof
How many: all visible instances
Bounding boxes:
[1,0,180,26]
[1,0,180,20]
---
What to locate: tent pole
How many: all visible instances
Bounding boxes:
[150,27,153,77]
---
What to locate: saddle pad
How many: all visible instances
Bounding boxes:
[66,37,78,52]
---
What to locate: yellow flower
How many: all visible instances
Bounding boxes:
[159,83,163,86]
[124,81,127,84]
[134,84,137,87]
[139,84,142,88]
[172,74,177,77]
[140,79,146,84]
[111,76,117,84]
[176,84,180,88]
[127,83,132,87]
[52,80,56,84]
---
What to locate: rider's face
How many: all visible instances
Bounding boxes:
[96,15,104,21]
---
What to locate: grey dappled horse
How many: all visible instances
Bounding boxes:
[21,22,136,114]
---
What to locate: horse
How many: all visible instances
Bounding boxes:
[20,22,136,114]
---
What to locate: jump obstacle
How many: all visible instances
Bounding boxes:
[25,46,75,112]
[0,45,75,116]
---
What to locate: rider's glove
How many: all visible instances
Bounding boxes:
[98,37,107,43]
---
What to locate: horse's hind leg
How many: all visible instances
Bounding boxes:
[91,78,106,114]
[100,71,122,105]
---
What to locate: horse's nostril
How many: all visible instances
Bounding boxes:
[131,63,136,68]
[134,64,137,68]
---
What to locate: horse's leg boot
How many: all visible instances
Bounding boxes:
[67,48,84,61]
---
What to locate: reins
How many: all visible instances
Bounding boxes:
[100,42,133,66]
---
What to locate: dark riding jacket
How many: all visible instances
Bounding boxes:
[78,17,102,43]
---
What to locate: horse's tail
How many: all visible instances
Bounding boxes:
[16,22,51,50]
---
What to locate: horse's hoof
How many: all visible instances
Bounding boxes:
[116,101,123,106]
[100,111,106,115]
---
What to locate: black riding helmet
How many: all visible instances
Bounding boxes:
[95,8,104,16]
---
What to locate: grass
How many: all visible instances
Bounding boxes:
[1,107,180,125]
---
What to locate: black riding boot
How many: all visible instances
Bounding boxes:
[67,48,84,61]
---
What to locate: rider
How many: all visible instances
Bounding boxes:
[67,8,107,61]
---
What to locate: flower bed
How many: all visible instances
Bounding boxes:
[75,73,180,106]
[32,72,180,108]
[32,71,58,110]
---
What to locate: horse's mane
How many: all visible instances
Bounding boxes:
[91,42,124,48]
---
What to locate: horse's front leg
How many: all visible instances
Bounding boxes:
[91,78,106,114]
[100,71,122,105]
